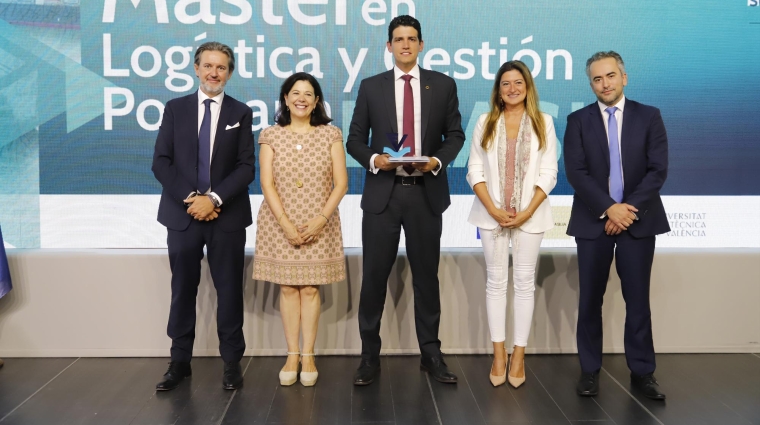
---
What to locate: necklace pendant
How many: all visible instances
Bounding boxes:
[296,179,303,188]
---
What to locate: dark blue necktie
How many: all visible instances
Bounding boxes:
[198,98,214,194]
[606,106,623,203]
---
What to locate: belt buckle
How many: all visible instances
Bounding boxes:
[401,176,414,186]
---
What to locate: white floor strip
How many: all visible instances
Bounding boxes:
[424,372,444,425]
[601,367,664,425]
[216,357,254,425]
[0,358,80,423]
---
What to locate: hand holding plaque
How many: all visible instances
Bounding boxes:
[383,132,428,167]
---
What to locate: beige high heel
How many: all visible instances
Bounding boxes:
[279,351,300,386]
[507,346,526,388]
[489,348,507,387]
[299,352,318,386]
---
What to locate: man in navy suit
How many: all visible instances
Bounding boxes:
[347,15,465,386]
[564,51,669,400]
[152,41,255,391]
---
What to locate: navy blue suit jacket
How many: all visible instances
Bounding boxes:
[152,92,255,232]
[564,99,670,239]
[346,69,465,215]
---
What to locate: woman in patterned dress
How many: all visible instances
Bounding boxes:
[253,72,348,387]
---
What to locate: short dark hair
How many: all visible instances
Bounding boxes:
[194,41,235,73]
[275,72,332,127]
[585,51,625,79]
[387,15,422,43]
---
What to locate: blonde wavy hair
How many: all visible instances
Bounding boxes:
[480,60,546,152]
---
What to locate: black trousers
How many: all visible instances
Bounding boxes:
[576,231,657,376]
[359,182,443,363]
[167,220,246,363]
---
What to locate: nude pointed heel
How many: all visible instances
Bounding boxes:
[279,351,300,386]
[489,349,507,387]
[299,352,318,387]
[507,347,526,388]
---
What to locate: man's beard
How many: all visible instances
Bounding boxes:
[201,81,225,96]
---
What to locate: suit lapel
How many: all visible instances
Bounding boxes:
[589,105,610,171]
[381,72,398,135]
[419,69,432,152]
[620,100,636,184]
[188,92,199,159]
[211,94,232,163]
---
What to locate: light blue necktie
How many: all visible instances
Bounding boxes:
[198,98,214,194]
[606,106,623,203]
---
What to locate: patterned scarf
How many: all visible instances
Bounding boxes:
[493,112,532,238]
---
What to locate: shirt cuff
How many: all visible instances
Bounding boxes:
[184,192,198,203]
[209,192,223,206]
[369,153,380,174]
[431,157,442,176]
[600,210,638,220]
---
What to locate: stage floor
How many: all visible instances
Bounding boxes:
[0,354,758,425]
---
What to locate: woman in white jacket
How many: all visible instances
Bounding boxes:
[466,60,558,388]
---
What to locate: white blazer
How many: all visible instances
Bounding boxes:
[466,112,559,234]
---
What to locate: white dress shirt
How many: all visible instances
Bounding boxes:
[190,90,224,205]
[369,65,440,176]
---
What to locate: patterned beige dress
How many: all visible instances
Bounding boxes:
[253,124,346,285]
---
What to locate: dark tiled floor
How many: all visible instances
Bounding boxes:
[0,354,758,425]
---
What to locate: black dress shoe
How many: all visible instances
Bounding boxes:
[631,373,666,400]
[223,361,244,390]
[156,361,192,391]
[354,359,380,386]
[420,355,458,384]
[576,371,599,396]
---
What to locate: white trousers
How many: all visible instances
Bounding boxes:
[480,228,544,346]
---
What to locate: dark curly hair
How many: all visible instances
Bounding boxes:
[274,72,332,127]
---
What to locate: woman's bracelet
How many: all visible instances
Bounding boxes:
[277,212,287,223]
[319,213,329,222]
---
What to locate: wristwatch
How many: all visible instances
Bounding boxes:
[207,194,221,208]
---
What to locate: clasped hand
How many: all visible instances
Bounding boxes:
[488,208,531,229]
[282,214,328,246]
[604,203,638,235]
[185,196,221,221]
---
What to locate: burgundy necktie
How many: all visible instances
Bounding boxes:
[400,74,415,175]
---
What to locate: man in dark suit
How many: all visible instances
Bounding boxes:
[152,41,255,391]
[347,15,465,386]
[564,51,669,400]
